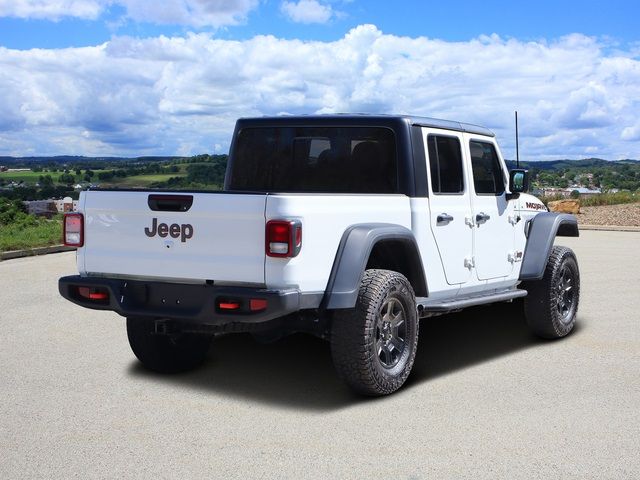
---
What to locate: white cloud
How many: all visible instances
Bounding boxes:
[117,0,259,28]
[281,0,333,24]
[0,0,259,26]
[0,0,103,20]
[1,25,640,159]
[621,123,640,141]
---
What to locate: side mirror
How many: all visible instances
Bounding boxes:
[508,169,529,197]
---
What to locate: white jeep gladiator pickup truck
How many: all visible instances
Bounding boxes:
[59,115,580,396]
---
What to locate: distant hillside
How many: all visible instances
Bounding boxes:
[503,158,640,191]
[0,155,187,165]
[1,153,638,193]
[2,155,639,170]
[505,158,640,170]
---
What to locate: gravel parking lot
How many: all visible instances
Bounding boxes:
[1,231,638,479]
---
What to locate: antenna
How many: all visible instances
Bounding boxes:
[515,110,520,168]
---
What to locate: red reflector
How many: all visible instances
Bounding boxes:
[77,286,108,301]
[219,302,241,310]
[250,299,267,312]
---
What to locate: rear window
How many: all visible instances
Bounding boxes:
[227,127,398,193]
[427,135,464,194]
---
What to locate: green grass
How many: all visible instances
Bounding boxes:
[0,170,48,183]
[124,173,185,183]
[1,169,187,187]
[579,191,638,207]
[0,215,63,252]
[103,173,186,187]
[0,169,109,184]
[541,191,638,207]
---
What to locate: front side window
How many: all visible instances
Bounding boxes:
[469,141,505,195]
[427,135,464,194]
[228,127,397,193]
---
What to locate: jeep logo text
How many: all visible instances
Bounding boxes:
[144,217,193,243]
[525,202,546,211]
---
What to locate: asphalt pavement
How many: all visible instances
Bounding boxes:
[0,231,638,479]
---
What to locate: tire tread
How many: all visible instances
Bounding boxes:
[523,246,580,339]
[331,269,418,396]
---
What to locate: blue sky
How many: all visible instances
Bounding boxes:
[0,0,639,159]
[3,1,639,48]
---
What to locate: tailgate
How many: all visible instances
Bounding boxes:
[79,191,266,284]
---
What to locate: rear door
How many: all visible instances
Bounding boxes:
[465,137,515,280]
[80,191,266,284]
[424,129,473,285]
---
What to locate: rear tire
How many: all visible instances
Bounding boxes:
[523,246,580,339]
[127,317,212,373]
[330,269,419,396]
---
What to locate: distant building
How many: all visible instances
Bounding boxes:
[0,165,7,172]
[23,197,78,216]
[54,197,78,213]
[539,187,571,198]
[23,200,58,218]
[566,187,601,196]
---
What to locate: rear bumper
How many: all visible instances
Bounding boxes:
[58,275,302,325]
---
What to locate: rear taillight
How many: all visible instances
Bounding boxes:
[63,213,84,247]
[266,220,302,258]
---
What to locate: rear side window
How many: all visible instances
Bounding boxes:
[469,141,505,195]
[427,135,464,194]
[228,127,397,193]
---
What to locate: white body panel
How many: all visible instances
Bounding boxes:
[416,127,524,299]
[78,191,267,284]
[409,197,459,300]
[462,133,515,281]
[75,128,538,303]
[265,194,412,292]
[513,193,549,277]
[421,128,473,286]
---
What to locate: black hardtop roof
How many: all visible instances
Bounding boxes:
[236,113,495,137]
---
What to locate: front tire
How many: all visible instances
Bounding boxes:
[127,317,212,373]
[523,246,580,339]
[330,269,419,396]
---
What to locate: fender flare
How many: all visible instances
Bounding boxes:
[322,223,428,309]
[519,212,579,281]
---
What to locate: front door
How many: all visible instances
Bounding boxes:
[424,129,473,285]
[465,137,515,280]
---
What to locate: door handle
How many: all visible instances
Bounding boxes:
[437,213,454,225]
[476,212,491,224]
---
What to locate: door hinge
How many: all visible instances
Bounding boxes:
[508,215,520,225]
[464,256,475,269]
[508,251,524,263]
[464,216,475,228]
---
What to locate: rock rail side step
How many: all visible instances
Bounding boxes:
[416,289,528,316]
